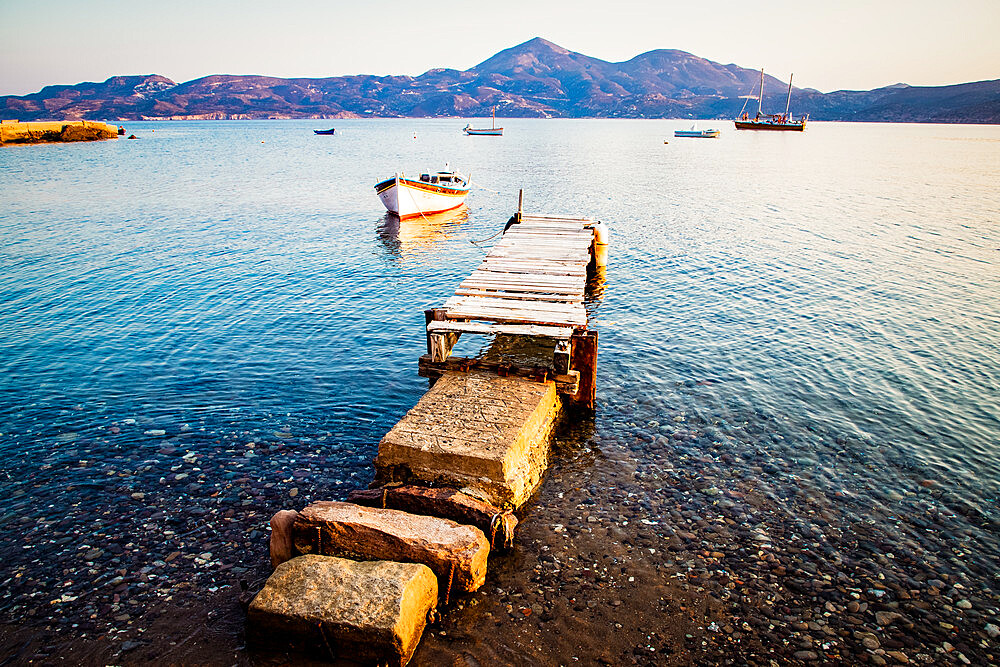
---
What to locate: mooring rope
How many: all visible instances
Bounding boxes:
[469,226,505,248]
[444,562,456,605]
[470,179,502,195]
[317,621,336,661]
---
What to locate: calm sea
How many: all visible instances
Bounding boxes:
[1,119,998,639]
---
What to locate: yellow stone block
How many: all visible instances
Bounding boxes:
[376,371,561,509]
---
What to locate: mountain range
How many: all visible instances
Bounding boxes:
[4,38,999,123]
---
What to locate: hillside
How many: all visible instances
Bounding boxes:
[3,38,998,123]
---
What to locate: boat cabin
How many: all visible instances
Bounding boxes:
[419,171,464,185]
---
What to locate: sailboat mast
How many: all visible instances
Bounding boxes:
[784,73,793,119]
[757,68,764,116]
[491,106,495,129]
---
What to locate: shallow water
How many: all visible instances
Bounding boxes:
[1,119,999,658]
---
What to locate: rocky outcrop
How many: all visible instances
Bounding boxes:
[292,501,489,593]
[247,554,437,666]
[0,120,117,145]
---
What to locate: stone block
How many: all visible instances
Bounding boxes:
[375,371,560,508]
[348,485,518,550]
[293,501,489,593]
[247,554,436,666]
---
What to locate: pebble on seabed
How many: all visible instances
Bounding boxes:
[1,414,369,646]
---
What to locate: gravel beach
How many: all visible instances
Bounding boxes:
[2,410,997,665]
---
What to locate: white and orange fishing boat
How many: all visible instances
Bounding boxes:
[374,168,470,219]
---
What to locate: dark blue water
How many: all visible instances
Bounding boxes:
[2,120,998,646]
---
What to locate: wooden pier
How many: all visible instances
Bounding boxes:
[250,207,608,665]
[422,212,602,407]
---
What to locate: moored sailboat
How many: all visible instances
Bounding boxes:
[464,106,503,136]
[735,69,807,131]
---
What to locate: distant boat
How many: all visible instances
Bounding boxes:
[374,167,470,219]
[674,126,720,138]
[313,128,336,135]
[734,69,807,131]
[464,106,503,136]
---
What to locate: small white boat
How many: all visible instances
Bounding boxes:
[374,168,470,219]
[464,106,504,136]
[674,126,720,138]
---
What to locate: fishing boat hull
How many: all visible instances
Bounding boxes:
[313,128,336,135]
[734,120,806,131]
[464,127,503,136]
[374,176,469,219]
[674,129,720,138]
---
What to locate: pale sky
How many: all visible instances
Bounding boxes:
[1,0,998,96]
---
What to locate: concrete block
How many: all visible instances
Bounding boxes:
[348,485,518,550]
[248,554,436,666]
[375,371,560,509]
[292,501,489,593]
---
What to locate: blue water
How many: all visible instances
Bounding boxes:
[1,119,999,638]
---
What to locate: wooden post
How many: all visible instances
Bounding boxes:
[553,339,571,375]
[424,309,436,356]
[567,329,598,410]
[516,189,523,223]
[425,309,457,362]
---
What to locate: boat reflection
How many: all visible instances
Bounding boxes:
[376,204,469,261]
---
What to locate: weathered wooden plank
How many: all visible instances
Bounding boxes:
[454,287,583,303]
[505,222,590,229]
[445,295,585,315]
[479,263,587,277]
[495,241,589,251]
[513,220,585,226]
[493,239,591,250]
[418,355,581,395]
[487,251,589,263]
[477,266,585,277]
[444,304,587,328]
[465,271,584,285]
[521,214,593,222]
[461,282,583,295]
[468,269,584,283]
[426,320,573,338]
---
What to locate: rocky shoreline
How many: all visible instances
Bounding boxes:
[1,410,998,664]
[0,120,119,145]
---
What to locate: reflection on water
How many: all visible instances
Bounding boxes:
[376,205,470,261]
